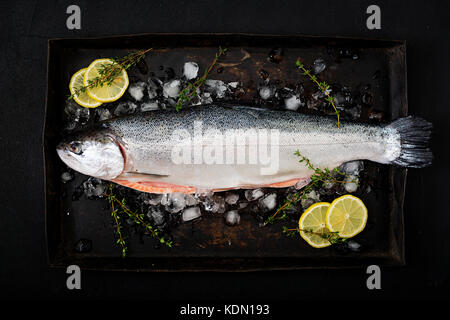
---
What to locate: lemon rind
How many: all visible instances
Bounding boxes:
[299,202,332,248]
[69,68,102,108]
[325,194,368,238]
[83,59,129,103]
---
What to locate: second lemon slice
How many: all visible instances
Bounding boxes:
[298,202,332,248]
[326,194,368,238]
[69,68,102,108]
[84,58,129,103]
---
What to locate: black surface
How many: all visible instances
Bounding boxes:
[1,0,448,303]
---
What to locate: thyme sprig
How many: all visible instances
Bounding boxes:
[67,48,153,101]
[176,46,227,111]
[282,227,348,245]
[105,184,173,257]
[296,59,341,127]
[264,151,357,226]
[110,198,127,258]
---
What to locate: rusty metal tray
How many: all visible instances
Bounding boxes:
[44,33,407,271]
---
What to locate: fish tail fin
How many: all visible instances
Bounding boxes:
[387,116,433,168]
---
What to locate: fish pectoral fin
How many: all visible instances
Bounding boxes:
[119,172,170,179]
[111,179,195,194]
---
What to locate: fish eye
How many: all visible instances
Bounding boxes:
[68,141,83,155]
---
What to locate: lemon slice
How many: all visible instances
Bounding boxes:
[83,58,129,103]
[69,68,102,108]
[298,202,332,248]
[326,194,368,238]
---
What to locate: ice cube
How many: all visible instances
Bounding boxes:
[324,181,335,189]
[95,108,112,121]
[138,193,164,206]
[182,206,201,222]
[347,240,361,252]
[82,177,107,199]
[200,92,213,104]
[183,62,199,80]
[225,193,239,205]
[333,88,352,108]
[185,194,199,206]
[346,105,362,120]
[146,207,165,226]
[340,161,364,176]
[245,188,265,201]
[205,79,228,99]
[284,95,303,111]
[259,86,274,100]
[64,100,90,125]
[161,192,186,213]
[301,190,320,208]
[141,101,159,112]
[344,175,359,193]
[312,58,326,74]
[128,81,146,101]
[224,210,241,226]
[61,171,74,183]
[227,82,239,89]
[74,239,92,253]
[259,193,277,211]
[163,79,181,98]
[114,101,137,116]
[203,195,226,213]
[147,77,161,99]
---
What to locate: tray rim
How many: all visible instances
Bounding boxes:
[43,32,407,272]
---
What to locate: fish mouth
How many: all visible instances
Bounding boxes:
[56,143,71,165]
[56,142,80,168]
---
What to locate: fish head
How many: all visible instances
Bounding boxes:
[57,130,124,180]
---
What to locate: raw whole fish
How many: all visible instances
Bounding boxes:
[57,104,432,194]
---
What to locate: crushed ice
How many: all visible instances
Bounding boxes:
[183,62,199,80]
[96,108,112,121]
[82,177,107,199]
[284,95,303,111]
[161,192,186,213]
[141,101,159,112]
[182,207,202,222]
[205,79,228,99]
[259,86,275,100]
[225,210,240,226]
[114,101,137,116]
[128,81,146,101]
[163,79,181,98]
[245,188,265,201]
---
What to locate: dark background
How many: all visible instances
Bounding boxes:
[0,0,448,305]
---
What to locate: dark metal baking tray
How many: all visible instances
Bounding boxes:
[44,33,407,271]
